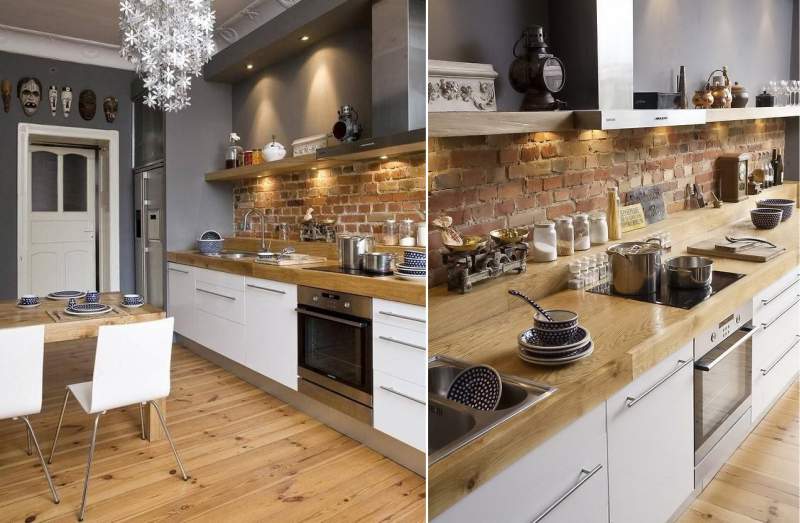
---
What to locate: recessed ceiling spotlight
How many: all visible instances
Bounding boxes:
[300,35,310,41]
[380,155,389,160]
[246,63,254,70]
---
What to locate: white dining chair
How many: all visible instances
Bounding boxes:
[0,324,60,504]
[48,317,189,521]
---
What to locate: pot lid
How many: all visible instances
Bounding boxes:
[607,241,661,256]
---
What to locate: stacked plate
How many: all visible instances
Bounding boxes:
[395,250,426,281]
[518,325,593,366]
[47,290,85,300]
[64,302,112,317]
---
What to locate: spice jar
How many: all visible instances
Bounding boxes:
[383,219,398,246]
[573,213,590,251]
[589,212,609,245]
[416,222,428,247]
[532,221,557,262]
[399,219,416,247]
[555,216,574,256]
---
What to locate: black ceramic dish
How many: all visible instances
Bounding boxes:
[756,199,795,222]
[750,208,783,229]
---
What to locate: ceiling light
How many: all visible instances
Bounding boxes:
[380,155,389,160]
[246,64,253,70]
[300,35,310,41]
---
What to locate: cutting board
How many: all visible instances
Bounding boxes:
[687,239,786,262]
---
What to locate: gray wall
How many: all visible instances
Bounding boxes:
[231,27,372,151]
[0,51,135,298]
[634,0,794,94]
[428,0,549,111]
[166,79,234,251]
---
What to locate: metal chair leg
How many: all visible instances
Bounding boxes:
[20,416,60,505]
[49,388,71,464]
[149,400,189,480]
[138,403,146,440]
[26,423,32,456]
[78,414,102,522]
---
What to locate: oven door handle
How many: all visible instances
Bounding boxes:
[695,326,759,372]
[295,308,368,329]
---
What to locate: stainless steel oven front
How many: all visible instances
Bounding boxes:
[694,302,756,487]
[296,286,373,423]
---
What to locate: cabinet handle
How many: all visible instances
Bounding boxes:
[625,359,691,408]
[760,278,800,306]
[247,283,286,295]
[379,386,425,405]
[695,326,759,372]
[378,336,426,351]
[168,267,189,274]
[531,464,603,523]
[196,288,236,301]
[295,308,367,329]
[378,310,425,324]
[760,335,800,376]
[761,296,800,330]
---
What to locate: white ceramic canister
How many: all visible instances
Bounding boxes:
[532,221,557,262]
[590,212,609,245]
[573,213,591,251]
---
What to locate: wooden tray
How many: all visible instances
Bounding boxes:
[687,239,786,262]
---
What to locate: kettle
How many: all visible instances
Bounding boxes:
[262,135,286,162]
[338,235,375,270]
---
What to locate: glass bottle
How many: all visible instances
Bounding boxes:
[416,222,428,247]
[607,187,622,241]
[532,221,557,262]
[775,150,784,185]
[555,216,574,256]
[573,213,591,251]
[399,219,416,246]
[383,219,398,246]
[589,212,609,245]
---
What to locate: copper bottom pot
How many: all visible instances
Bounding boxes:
[607,240,663,295]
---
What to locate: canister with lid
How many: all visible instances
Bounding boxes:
[532,221,557,262]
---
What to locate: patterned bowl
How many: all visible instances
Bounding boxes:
[402,258,426,268]
[197,238,224,254]
[756,199,794,222]
[404,250,426,260]
[750,208,783,230]
[18,294,40,306]
[534,325,581,346]
[200,230,222,240]
[533,309,579,331]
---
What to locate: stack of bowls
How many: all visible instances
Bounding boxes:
[395,250,426,280]
[197,230,224,255]
[517,309,593,366]
[756,199,795,222]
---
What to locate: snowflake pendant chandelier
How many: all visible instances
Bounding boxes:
[120,0,216,112]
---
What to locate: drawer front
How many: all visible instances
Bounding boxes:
[755,270,800,326]
[194,267,245,292]
[434,403,608,523]
[194,308,246,365]
[373,370,426,451]
[373,323,426,387]
[195,282,245,324]
[753,334,800,421]
[753,300,800,371]
[244,277,296,298]
[373,299,426,334]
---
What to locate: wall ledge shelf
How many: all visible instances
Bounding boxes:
[430,107,800,137]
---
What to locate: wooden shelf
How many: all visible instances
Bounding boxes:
[430,107,800,137]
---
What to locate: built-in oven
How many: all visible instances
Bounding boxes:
[694,301,757,489]
[296,286,373,424]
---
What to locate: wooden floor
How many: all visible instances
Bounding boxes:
[0,340,425,522]
[679,380,799,523]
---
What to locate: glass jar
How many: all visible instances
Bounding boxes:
[399,219,416,246]
[383,219,398,246]
[590,212,609,245]
[532,222,557,262]
[555,216,574,256]
[573,213,590,251]
[416,222,428,247]
[567,261,582,289]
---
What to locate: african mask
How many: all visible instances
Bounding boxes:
[62,87,73,118]
[17,77,42,116]
[48,85,58,116]
[103,96,118,123]
[78,89,96,120]
[1,79,11,113]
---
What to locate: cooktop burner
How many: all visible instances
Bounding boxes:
[304,266,392,278]
[587,270,746,309]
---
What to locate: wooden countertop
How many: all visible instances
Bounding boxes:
[428,184,800,517]
[166,252,426,306]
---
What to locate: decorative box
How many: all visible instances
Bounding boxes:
[428,60,498,112]
[292,133,329,157]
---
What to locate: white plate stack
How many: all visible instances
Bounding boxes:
[395,250,427,281]
[517,326,594,366]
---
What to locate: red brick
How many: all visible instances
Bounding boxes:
[462,169,486,186]
[478,185,498,201]
[536,192,553,206]
[500,147,520,164]
[564,172,583,187]
[499,180,524,199]
[451,149,498,168]
[571,185,589,200]
[553,189,571,202]
[526,177,543,193]
[520,145,540,162]
[515,196,537,210]
[542,176,563,190]
[546,202,576,220]
[495,200,515,215]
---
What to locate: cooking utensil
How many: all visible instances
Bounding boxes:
[446,365,502,411]
[490,227,529,245]
[508,289,552,321]
[363,252,393,274]
[665,256,714,289]
[607,239,663,295]
[723,235,777,249]
[338,235,374,270]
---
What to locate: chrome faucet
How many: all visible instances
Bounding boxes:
[242,208,268,252]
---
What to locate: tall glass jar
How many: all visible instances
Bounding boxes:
[399,219,416,246]
[555,216,574,256]
[416,222,428,247]
[573,213,590,251]
[532,221,557,262]
[383,219,398,246]
[589,212,609,245]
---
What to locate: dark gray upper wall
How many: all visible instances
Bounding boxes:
[231,27,372,151]
[428,0,549,111]
[634,0,794,94]
[0,51,135,298]
[166,79,233,251]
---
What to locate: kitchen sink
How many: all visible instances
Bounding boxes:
[218,251,256,260]
[428,355,556,464]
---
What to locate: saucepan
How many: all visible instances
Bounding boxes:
[607,238,664,295]
[665,255,713,289]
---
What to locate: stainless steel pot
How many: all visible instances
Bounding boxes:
[363,252,393,274]
[607,239,663,295]
[338,235,375,270]
[665,255,713,289]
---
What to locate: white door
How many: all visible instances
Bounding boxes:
[26,146,96,296]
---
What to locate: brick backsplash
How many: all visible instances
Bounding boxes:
[233,153,425,240]
[428,119,786,286]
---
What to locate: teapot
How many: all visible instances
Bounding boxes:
[262,135,287,162]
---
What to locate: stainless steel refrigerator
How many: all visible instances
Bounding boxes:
[134,163,165,308]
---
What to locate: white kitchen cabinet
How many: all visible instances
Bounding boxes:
[754,268,800,326]
[606,342,694,523]
[434,403,609,523]
[373,298,426,334]
[244,277,298,390]
[193,271,246,365]
[373,321,426,387]
[167,263,195,338]
[373,370,426,451]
